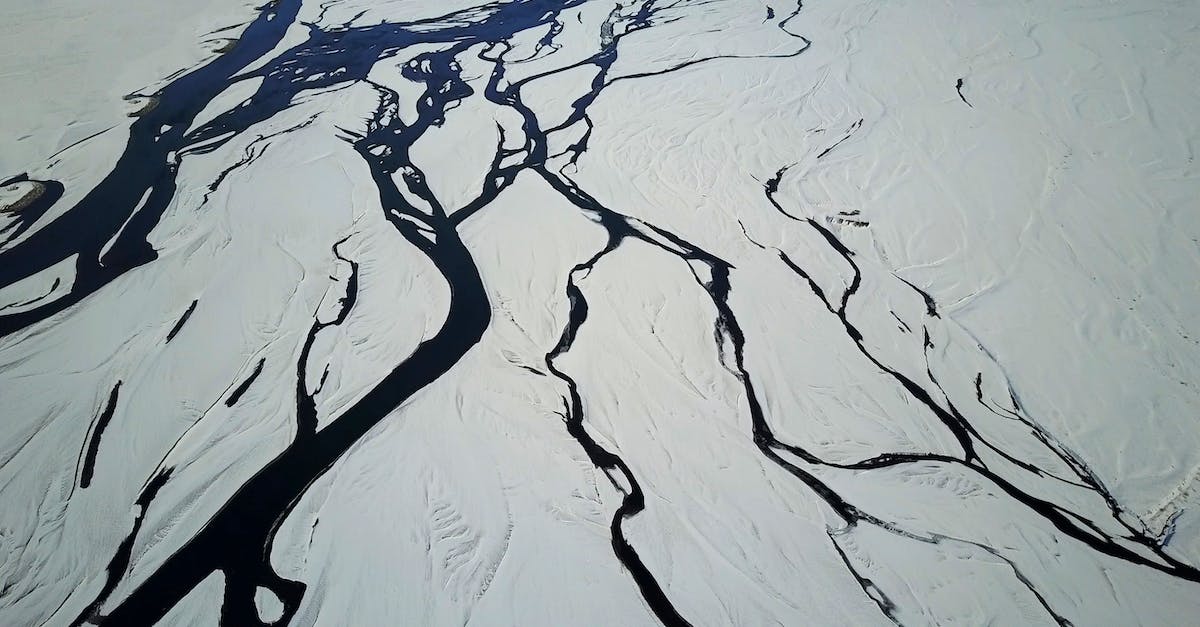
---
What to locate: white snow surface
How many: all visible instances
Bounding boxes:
[1,0,1199,625]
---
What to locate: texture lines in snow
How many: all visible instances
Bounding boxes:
[1,1,1199,626]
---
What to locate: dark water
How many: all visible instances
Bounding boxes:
[4,2,1194,626]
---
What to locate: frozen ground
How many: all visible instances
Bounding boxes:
[1,0,1199,625]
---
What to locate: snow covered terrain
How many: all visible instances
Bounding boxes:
[2,0,1199,624]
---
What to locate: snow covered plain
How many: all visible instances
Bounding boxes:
[2,0,1199,624]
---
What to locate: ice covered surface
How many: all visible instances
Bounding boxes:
[1,0,1198,625]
